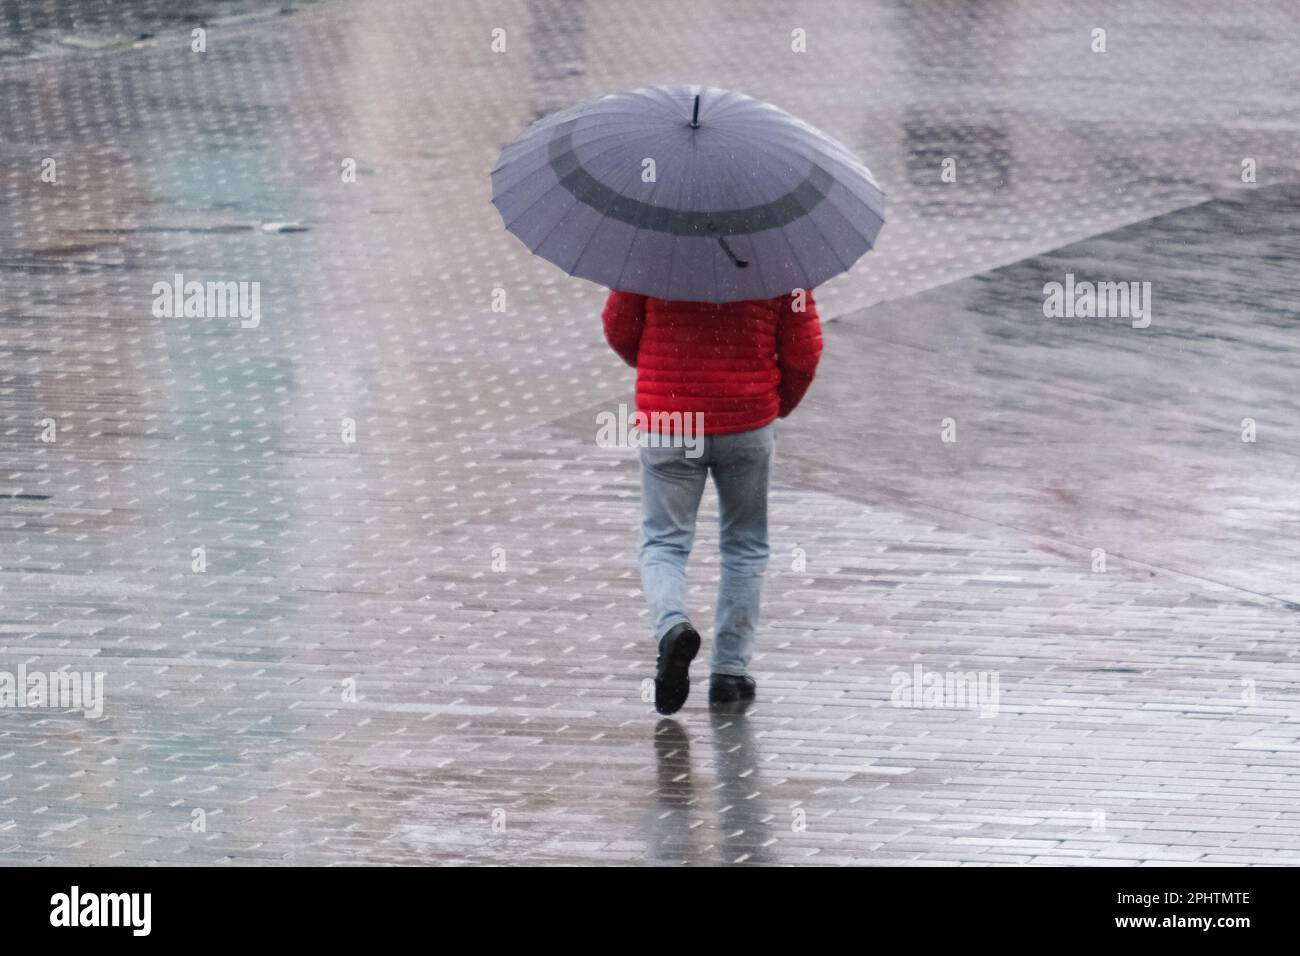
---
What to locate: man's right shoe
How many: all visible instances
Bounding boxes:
[708,673,757,704]
[654,623,701,715]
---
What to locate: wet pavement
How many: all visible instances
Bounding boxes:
[1,0,1299,865]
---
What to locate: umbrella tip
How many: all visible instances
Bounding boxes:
[689,93,701,129]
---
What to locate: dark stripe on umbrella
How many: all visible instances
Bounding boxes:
[547,119,833,238]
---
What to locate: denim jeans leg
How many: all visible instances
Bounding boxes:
[639,439,709,641]
[709,423,774,675]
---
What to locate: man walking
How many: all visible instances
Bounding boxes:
[602,289,823,715]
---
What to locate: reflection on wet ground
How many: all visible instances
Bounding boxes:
[1,0,1299,865]
[646,707,773,866]
[788,184,1300,605]
[0,0,323,60]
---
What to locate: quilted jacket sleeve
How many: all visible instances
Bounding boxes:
[776,289,823,417]
[602,291,647,368]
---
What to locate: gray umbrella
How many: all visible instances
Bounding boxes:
[491,85,885,303]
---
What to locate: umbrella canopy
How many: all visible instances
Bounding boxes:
[491,85,885,304]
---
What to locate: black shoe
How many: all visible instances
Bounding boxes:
[654,623,700,715]
[708,673,756,704]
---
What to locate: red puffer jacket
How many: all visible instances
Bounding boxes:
[602,290,823,435]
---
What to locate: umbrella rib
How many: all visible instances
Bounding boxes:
[495,116,676,180]
[720,137,819,292]
[558,124,675,276]
[565,154,658,278]
[720,128,880,205]
[698,89,753,125]
[715,124,883,262]
[494,105,686,172]
[685,119,883,221]
[493,123,670,206]
[517,186,580,254]
[609,132,688,293]
[710,138,772,290]
[754,127,883,226]
[609,226,640,295]
[779,174,855,276]
[659,134,699,299]
[762,139,855,274]
[702,136,743,297]
[497,127,666,231]
[709,117,867,174]
[498,181,568,234]
[705,141,720,298]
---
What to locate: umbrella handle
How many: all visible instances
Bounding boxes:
[716,236,749,268]
[689,94,701,129]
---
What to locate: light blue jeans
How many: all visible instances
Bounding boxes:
[639,422,774,677]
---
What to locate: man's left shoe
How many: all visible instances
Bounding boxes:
[654,623,701,715]
[708,673,757,704]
